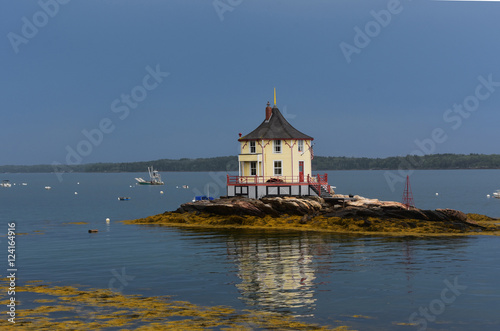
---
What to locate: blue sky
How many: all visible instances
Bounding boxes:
[1,0,500,165]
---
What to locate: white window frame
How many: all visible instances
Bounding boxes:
[273,160,282,176]
[250,161,257,176]
[273,140,281,154]
[298,140,304,153]
[249,141,256,154]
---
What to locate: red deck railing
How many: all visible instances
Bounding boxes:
[307,174,331,196]
[227,174,331,194]
[227,175,303,185]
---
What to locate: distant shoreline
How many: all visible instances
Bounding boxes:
[1,168,500,176]
[2,153,500,173]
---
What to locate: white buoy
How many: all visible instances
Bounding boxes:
[435,193,439,196]
[74,192,78,195]
[487,194,491,198]
[160,191,164,194]
[77,182,80,185]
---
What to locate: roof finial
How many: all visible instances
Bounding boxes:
[273,87,276,106]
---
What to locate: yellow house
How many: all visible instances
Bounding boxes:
[226,93,331,199]
[238,101,313,180]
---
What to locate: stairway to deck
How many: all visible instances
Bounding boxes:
[307,174,332,198]
[309,184,332,198]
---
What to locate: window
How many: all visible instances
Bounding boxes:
[250,141,256,154]
[235,186,248,195]
[298,140,304,153]
[273,140,281,153]
[274,161,282,176]
[250,161,257,176]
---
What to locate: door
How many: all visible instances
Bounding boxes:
[299,161,304,182]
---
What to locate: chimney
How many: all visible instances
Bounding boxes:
[265,101,272,121]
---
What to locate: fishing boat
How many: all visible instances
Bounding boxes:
[135,166,164,185]
[493,190,500,199]
[118,197,131,201]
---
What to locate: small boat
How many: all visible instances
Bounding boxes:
[45,186,51,190]
[192,185,215,202]
[118,197,131,201]
[135,166,164,185]
[493,190,500,199]
[1,180,12,187]
[192,195,214,202]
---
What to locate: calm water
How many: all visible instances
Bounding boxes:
[1,170,500,330]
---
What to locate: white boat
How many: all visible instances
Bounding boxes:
[1,180,12,187]
[493,190,500,199]
[45,186,52,190]
[135,166,164,185]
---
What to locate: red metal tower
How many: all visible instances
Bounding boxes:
[402,175,415,210]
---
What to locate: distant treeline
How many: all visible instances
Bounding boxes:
[1,154,500,173]
[0,156,239,173]
[312,154,500,170]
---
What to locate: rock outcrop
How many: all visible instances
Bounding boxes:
[177,196,324,217]
[125,195,500,235]
[175,195,482,229]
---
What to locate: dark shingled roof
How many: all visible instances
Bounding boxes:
[239,106,313,141]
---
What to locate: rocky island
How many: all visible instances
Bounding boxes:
[125,195,500,236]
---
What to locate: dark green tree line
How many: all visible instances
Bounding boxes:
[1,154,500,173]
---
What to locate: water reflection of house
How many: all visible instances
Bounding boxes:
[227,235,317,314]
